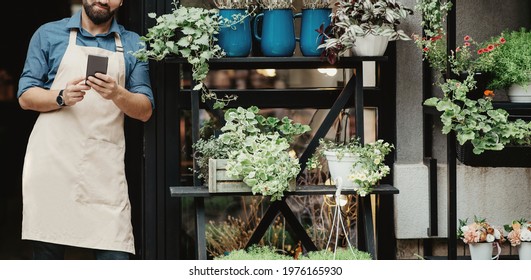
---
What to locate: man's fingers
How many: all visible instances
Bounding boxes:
[67,76,86,86]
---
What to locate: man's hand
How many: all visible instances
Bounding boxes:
[86,73,122,101]
[63,76,90,106]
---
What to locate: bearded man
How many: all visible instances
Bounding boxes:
[17,0,153,260]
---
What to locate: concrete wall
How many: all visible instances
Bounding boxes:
[394,0,531,242]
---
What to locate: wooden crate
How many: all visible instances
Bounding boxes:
[208,158,296,193]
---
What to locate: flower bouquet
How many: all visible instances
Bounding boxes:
[504,218,531,259]
[458,216,505,260]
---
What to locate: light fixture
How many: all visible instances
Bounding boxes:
[256,69,276,77]
[317,68,337,76]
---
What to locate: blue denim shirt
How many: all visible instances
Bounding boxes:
[18,10,154,108]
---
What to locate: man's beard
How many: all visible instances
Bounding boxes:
[83,0,117,25]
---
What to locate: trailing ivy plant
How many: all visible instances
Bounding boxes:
[133,1,253,108]
[193,106,311,201]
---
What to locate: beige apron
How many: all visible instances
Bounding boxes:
[21,29,134,254]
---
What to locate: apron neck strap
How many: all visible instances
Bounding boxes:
[68,29,124,53]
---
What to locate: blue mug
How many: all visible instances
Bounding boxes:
[298,8,332,56]
[254,9,297,57]
[218,9,252,57]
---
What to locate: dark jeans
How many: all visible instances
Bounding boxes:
[32,241,129,260]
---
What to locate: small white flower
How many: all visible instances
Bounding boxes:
[461,226,469,233]
[520,228,531,242]
[494,229,501,239]
[486,234,495,243]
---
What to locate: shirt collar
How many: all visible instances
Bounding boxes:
[66,9,121,37]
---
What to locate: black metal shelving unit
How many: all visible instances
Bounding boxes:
[158,56,399,260]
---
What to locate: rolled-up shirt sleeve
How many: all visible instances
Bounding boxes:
[18,27,49,97]
[127,58,154,109]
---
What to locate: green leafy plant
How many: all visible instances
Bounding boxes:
[214,245,293,260]
[307,137,394,196]
[319,0,413,63]
[193,106,311,201]
[299,248,372,260]
[424,74,531,154]
[488,28,531,90]
[415,1,531,154]
[133,1,253,108]
[215,245,371,260]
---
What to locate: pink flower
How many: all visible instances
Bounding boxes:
[478,49,484,54]
[500,37,506,44]
[464,35,471,41]
[464,42,471,47]
[508,230,521,246]
[487,44,495,51]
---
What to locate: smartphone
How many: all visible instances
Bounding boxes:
[85,54,108,84]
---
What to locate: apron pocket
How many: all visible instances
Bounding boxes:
[75,138,127,206]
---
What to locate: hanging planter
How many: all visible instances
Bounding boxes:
[323,151,361,190]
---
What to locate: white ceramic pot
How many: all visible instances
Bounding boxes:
[323,151,360,190]
[351,34,389,56]
[518,242,531,260]
[508,83,531,103]
[468,242,494,260]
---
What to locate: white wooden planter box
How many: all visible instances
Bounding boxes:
[208,158,296,193]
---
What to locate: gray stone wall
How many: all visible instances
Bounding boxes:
[394,0,531,247]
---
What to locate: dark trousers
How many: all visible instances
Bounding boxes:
[32,241,130,260]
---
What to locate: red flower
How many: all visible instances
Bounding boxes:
[482,48,489,53]
[487,44,495,51]
[423,47,429,52]
[456,47,461,52]
[464,42,471,47]
[464,35,471,41]
[500,37,506,44]
[477,49,484,54]
[431,35,442,42]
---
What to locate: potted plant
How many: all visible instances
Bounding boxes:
[457,216,505,260]
[415,1,531,156]
[504,218,531,260]
[215,0,256,57]
[307,137,394,197]
[253,0,298,56]
[133,0,253,108]
[215,245,372,260]
[318,0,413,63]
[298,0,333,56]
[487,28,531,102]
[193,106,311,201]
